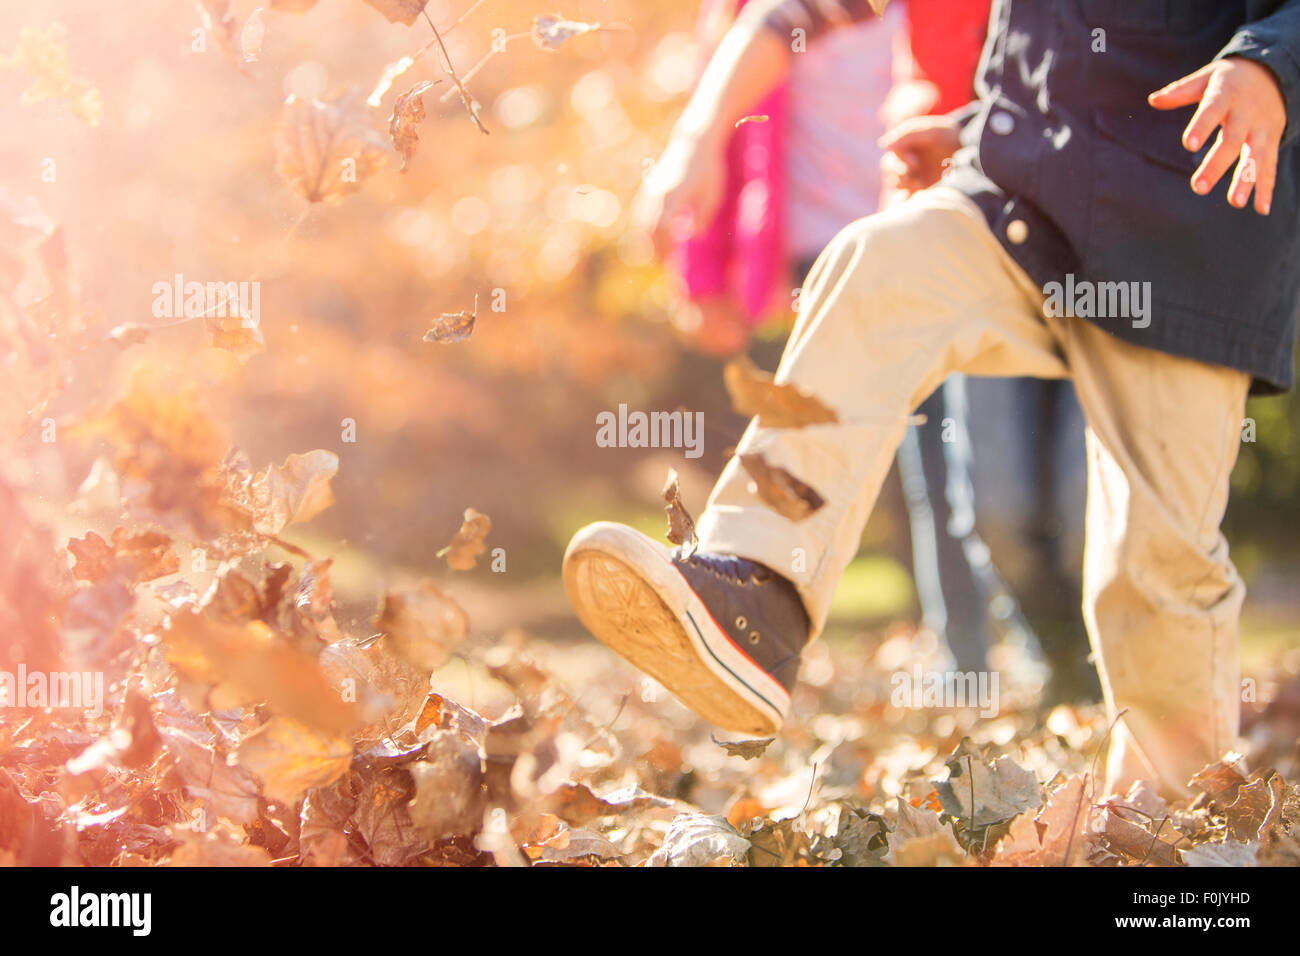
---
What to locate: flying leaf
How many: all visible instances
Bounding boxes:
[711,733,774,760]
[662,468,698,557]
[249,449,338,535]
[423,295,478,343]
[738,453,825,522]
[389,79,438,171]
[934,738,1043,830]
[275,94,391,203]
[67,528,179,585]
[532,14,600,50]
[723,355,838,428]
[439,507,491,570]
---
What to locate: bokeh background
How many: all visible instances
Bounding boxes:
[2,0,1296,674]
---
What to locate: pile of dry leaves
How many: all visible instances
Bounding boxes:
[2,370,1299,867]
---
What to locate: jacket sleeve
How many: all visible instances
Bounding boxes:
[759,0,886,44]
[1218,1,1300,145]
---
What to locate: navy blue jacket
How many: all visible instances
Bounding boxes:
[766,0,1300,393]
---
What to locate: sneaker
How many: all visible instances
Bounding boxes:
[562,521,811,736]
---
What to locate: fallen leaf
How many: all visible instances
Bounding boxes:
[738,452,825,522]
[646,813,749,867]
[1182,840,1259,867]
[67,528,179,585]
[1190,753,1248,806]
[935,738,1043,831]
[991,774,1090,866]
[407,730,485,839]
[236,715,352,806]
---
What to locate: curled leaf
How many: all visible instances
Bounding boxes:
[662,469,697,557]
[423,295,478,343]
[389,79,439,171]
[439,507,491,571]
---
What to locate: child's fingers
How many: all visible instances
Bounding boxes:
[1191,120,1248,195]
[1227,143,1257,208]
[1180,79,1230,152]
[1148,64,1213,110]
[1245,132,1278,215]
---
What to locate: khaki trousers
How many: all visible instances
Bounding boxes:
[695,186,1250,797]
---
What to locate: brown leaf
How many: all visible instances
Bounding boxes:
[423,295,478,343]
[389,79,438,171]
[711,733,774,760]
[934,738,1043,830]
[248,449,338,535]
[1094,806,1181,866]
[67,528,179,585]
[547,781,672,827]
[275,94,390,203]
[163,612,358,735]
[169,827,273,866]
[748,817,811,867]
[354,766,425,865]
[440,507,491,571]
[407,730,485,840]
[738,453,825,522]
[1190,753,1248,805]
[991,774,1090,866]
[363,0,429,26]
[375,579,469,673]
[1226,775,1278,844]
[662,468,697,557]
[723,355,838,428]
[206,312,265,363]
[646,813,749,867]
[235,715,352,806]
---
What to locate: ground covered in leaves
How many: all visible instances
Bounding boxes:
[2,378,1300,867]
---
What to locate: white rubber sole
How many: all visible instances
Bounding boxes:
[562,521,789,736]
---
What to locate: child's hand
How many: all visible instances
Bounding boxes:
[878,115,962,195]
[1148,57,1287,215]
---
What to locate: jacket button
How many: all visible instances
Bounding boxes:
[1006,219,1029,244]
[990,111,1015,135]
